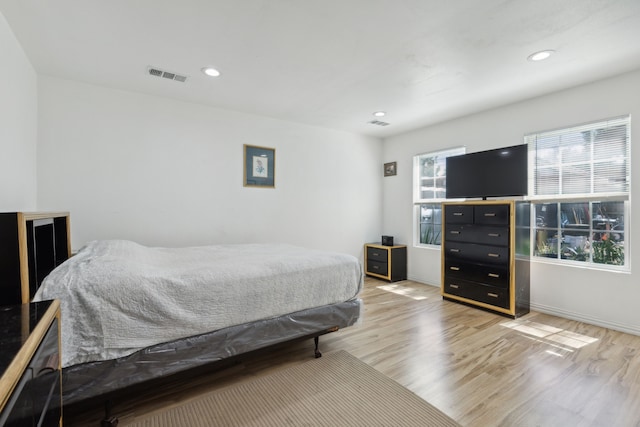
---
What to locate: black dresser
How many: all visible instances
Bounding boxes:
[0,300,62,426]
[441,200,530,318]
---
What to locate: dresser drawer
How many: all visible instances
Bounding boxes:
[444,205,474,224]
[366,246,388,263]
[366,259,388,276]
[5,370,61,427]
[444,259,509,288]
[444,241,510,265]
[445,224,509,246]
[474,204,510,225]
[443,278,509,309]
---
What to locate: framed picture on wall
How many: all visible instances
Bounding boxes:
[244,144,275,188]
[384,161,397,177]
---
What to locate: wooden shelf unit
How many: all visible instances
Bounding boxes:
[0,212,71,306]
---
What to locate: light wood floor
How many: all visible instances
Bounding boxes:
[65,277,640,426]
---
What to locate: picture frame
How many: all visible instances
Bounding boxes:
[384,161,397,177]
[244,144,275,188]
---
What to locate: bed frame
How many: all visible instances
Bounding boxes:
[62,299,361,404]
[3,212,362,422]
[63,299,361,404]
[63,298,360,426]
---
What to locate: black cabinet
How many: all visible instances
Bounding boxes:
[364,244,407,282]
[0,300,62,426]
[441,201,530,318]
[0,212,70,306]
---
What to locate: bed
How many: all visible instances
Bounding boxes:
[31,239,363,407]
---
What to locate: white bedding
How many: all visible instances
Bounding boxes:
[33,240,362,367]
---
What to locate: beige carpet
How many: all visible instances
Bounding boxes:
[124,350,460,427]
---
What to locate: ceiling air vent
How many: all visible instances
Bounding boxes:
[368,120,390,126]
[147,66,188,83]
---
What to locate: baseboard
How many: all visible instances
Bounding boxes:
[530,302,640,337]
[408,277,640,336]
[406,277,640,337]
[406,275,439,287]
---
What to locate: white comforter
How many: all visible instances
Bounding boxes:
[33,240,362,367]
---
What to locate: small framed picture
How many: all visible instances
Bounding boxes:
[244,144,275,188]
[384,161,397,177]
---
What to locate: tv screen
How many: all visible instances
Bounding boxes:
[445,144,528,199]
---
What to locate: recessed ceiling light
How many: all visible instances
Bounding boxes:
[373,111,386,117]
[527,50,555,62]
[201,67,221,77]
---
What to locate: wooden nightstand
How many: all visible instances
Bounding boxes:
[364,243,407,282]
[0,300,62,426]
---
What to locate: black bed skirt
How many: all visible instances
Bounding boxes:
[62,299,362,404]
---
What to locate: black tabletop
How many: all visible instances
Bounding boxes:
[0,300,54,376]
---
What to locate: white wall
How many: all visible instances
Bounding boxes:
[382,69,640,335]
[0,12,37,210]
[36,76,382,258]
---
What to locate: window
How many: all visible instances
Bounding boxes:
[527,116,630,269]
[413,147,465,246]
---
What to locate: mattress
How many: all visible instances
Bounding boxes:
[33,240,362,367]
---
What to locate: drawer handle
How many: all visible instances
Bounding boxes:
[450,248,460,253]
[453,212,464,216]
[449,266,460,271]
[487,292,499,298]
[372,252,380,256]
[488,273,500,278]
[484,213,496,217]
[487,253,500,258]
[372,265,379,270]
[450,231,460,235]
[450,284,459,289]
[488,233,500,237]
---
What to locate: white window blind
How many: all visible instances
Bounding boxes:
[526,116,630,199]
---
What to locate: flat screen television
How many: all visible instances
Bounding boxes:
[445,144,528,199]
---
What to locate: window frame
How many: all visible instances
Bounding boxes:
[413,147,465,247]
[526,115,630,271]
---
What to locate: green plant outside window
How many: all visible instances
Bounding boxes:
[419,203,442,245]
[413,147,464,247]
[533,201,625,266]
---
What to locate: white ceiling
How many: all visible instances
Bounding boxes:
[2,0,640,138]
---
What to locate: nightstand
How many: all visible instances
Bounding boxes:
[364,243,407,282]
